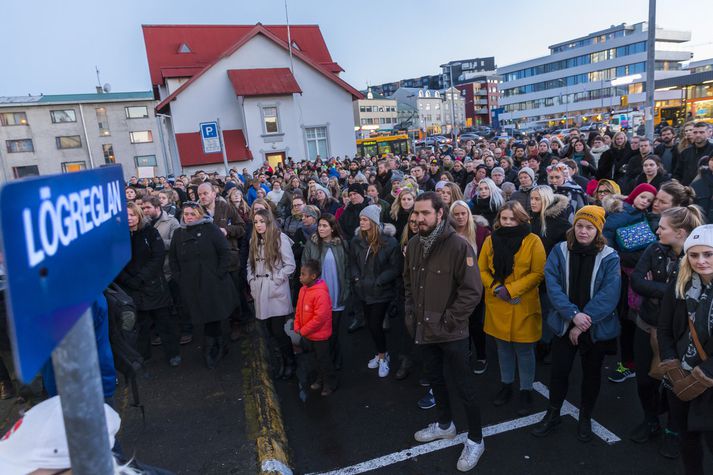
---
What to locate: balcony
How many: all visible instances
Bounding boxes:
[475,108,489,114]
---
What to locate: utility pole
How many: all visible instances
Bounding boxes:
[449,65,456,140]
[645,0,656,140]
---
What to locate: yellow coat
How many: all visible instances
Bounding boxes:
[479,233,546,343]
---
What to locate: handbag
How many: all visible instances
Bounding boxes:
[648,330,664,380]
[615,220,657,252]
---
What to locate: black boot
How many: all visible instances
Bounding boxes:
[213,338,229,367]
[577,416,593,443]
[630,418,661,444]
[531,407,562,437]
[280,355,296,380]
[517,390,534,416]
[203,337,218,369]
[493,383,513,406]
[347,316,365,333]
[395,356,412,381]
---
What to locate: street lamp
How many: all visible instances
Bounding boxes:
[440,63,457,141]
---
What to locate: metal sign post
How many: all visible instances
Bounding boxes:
[217,118,231,176]
[52,309,114,474]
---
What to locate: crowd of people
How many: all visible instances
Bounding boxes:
[1,120,713,473]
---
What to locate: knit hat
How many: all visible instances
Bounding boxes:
[435,180,448,191]
[390,170,405,183]
[518,167,536,183]
[359,204,382,226]
[348,183,365,196]
[624,183,657,205]
[463,157,473,164]
[539,138,550,146]
[684,224,713,253]
[315,184,331,198]
[574,205,606,234]
[491,166,505,176]
[597,179,621,195]
[302,205,321,221]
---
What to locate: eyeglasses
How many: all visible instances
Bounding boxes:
[596,189,611,196]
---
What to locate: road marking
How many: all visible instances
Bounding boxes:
[307,381,620,475]
[532,381,621,445]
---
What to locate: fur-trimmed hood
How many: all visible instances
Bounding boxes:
[545,194,570,218]
[602,194,627,214]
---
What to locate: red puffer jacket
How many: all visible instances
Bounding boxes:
[294,280,333,341]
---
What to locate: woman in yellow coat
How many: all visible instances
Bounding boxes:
[479,200,546,416]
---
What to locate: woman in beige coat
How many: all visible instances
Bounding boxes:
[248,208,297,378]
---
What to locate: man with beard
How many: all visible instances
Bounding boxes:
[375,160,393,199]
[412,164,436,191]
[511,143,526,167]
[653,126,679,172]
[404,192,484,472]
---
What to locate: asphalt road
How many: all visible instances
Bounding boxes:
[273,316,713,475]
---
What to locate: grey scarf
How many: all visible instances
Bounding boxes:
[682,273,713,370]
[420,219,446,257]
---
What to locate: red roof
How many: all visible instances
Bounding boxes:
[161,67,203,79]
[227,68,302,97]
[154,24,363,111]
[142,24,342,86]
[175,129,252,166]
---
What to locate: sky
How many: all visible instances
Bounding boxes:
[2,0,713,96]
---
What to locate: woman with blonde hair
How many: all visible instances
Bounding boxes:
[439,182,464,208]
[469,178,504,227]
[248,208,297,379]
[227,187,251,224]
[479,201,546,414]
[389,188,417,238]
[657,224,713,473]
[530,185,572,254]
[597,131,632,182]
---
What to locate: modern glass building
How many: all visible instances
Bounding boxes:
[497,22,692,130]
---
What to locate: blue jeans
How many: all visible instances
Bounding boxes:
[495,339,536,390]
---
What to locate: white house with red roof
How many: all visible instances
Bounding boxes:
[142,23,362,175]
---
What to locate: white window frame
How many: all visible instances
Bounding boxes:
[129,130,153,144]
[125,105,149,119]
[303,125,329,161]
[50,109,77,123]
[259,104,282,136]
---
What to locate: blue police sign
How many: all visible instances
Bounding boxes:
[0,165,130,381]
[200,121,222,154]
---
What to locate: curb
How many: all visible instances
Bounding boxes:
[241,322,293,475]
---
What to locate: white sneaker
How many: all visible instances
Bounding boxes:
[378,358,390,378]
[367,355,380,369]
[414,422,457,442]
[456,438,485,472]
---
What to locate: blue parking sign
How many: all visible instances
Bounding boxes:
[0,165,131,381]
[200,121,222,154]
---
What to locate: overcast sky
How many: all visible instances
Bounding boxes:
[1,0,712,96]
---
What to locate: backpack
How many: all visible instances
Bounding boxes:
[104,283,145,421]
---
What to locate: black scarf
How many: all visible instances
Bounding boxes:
[569,241,598,310]
[492,224,530,285]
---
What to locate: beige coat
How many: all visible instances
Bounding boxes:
[248,233,296,320]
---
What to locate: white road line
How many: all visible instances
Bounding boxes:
[308,411,547,475]
[532,381,621,445]
[308,381,621,475]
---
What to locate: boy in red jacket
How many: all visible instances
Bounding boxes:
[294,260,337,396]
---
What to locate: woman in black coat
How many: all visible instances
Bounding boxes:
[596,132,633,182]
[169,202,239,368]
[117,202,180,366]
[630,206,703,454]
[658,224,713,474]
[349,205,401,378]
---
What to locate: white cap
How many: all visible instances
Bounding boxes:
[0,396,120,474]
[684,224,713,254]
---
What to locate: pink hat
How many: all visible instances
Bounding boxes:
[624,183,657,205]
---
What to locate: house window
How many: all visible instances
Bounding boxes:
[0,112,28,126]
[134,155,157,167]
[6,139,34,153]
[96,107,110,136]
[50,109,76,123]
[262,106,280,134]
[129,131,153,143]
[13,165,39,178]
[61,161,87,173]
[125,106,149,119]
[102,144,115,164]
[56,135,82,149]
[305,126,328,161]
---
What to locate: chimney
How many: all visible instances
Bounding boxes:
[96,86,103,93]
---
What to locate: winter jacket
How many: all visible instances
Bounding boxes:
[602,198,648,253]
[375,170,393,199]
[151,211,180,280]
[554,182,585,212]
[531,194,572,255]
[212,198,246,272]
[469,197,498,228]
[116,224,172,311]
[463,180,479,201]
[624,172,669,194]
[511,187,533,212]
[349,224,401,304]
[596,144,633,182]
[590,145,609,167]
[246,184,271,205]
[294,280,332,341]
[545,242,621,343]
[630,243,681,326]
[169,218,239,325]
[674,142,713,186]
[338,200,369,242]
[479,233,546,343]
[302,234,351,308]
[692,168,713,223]
[658,282,713,431]
[282,214,303,241]
[654,142,680,173]
[248,233,296,320]
[404,224,483,345]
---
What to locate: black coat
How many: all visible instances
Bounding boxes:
[596,144,632,181]
[653,143,680,174]
[624,172,669,195]
[692,169,713,223]
[658,282,713,431]
[469,197,497,228]
[531,195,571,255]
[375,170,393,199]
[349,225,401,304]
[338,200,369,242]
[116,225,172,311]
[630,243,680,326]
[169,220,239,325]
[674,142,713,186]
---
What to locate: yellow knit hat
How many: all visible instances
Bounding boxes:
[574,205,606,234]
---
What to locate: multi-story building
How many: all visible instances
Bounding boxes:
[390,87,466,135]
[654,57,713,124]
[441,87,467,133]
[457,74,500,126]
[440,57,497,88]
[0,91,167,182]
[353,88,398,138]
[497,22,692,130]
